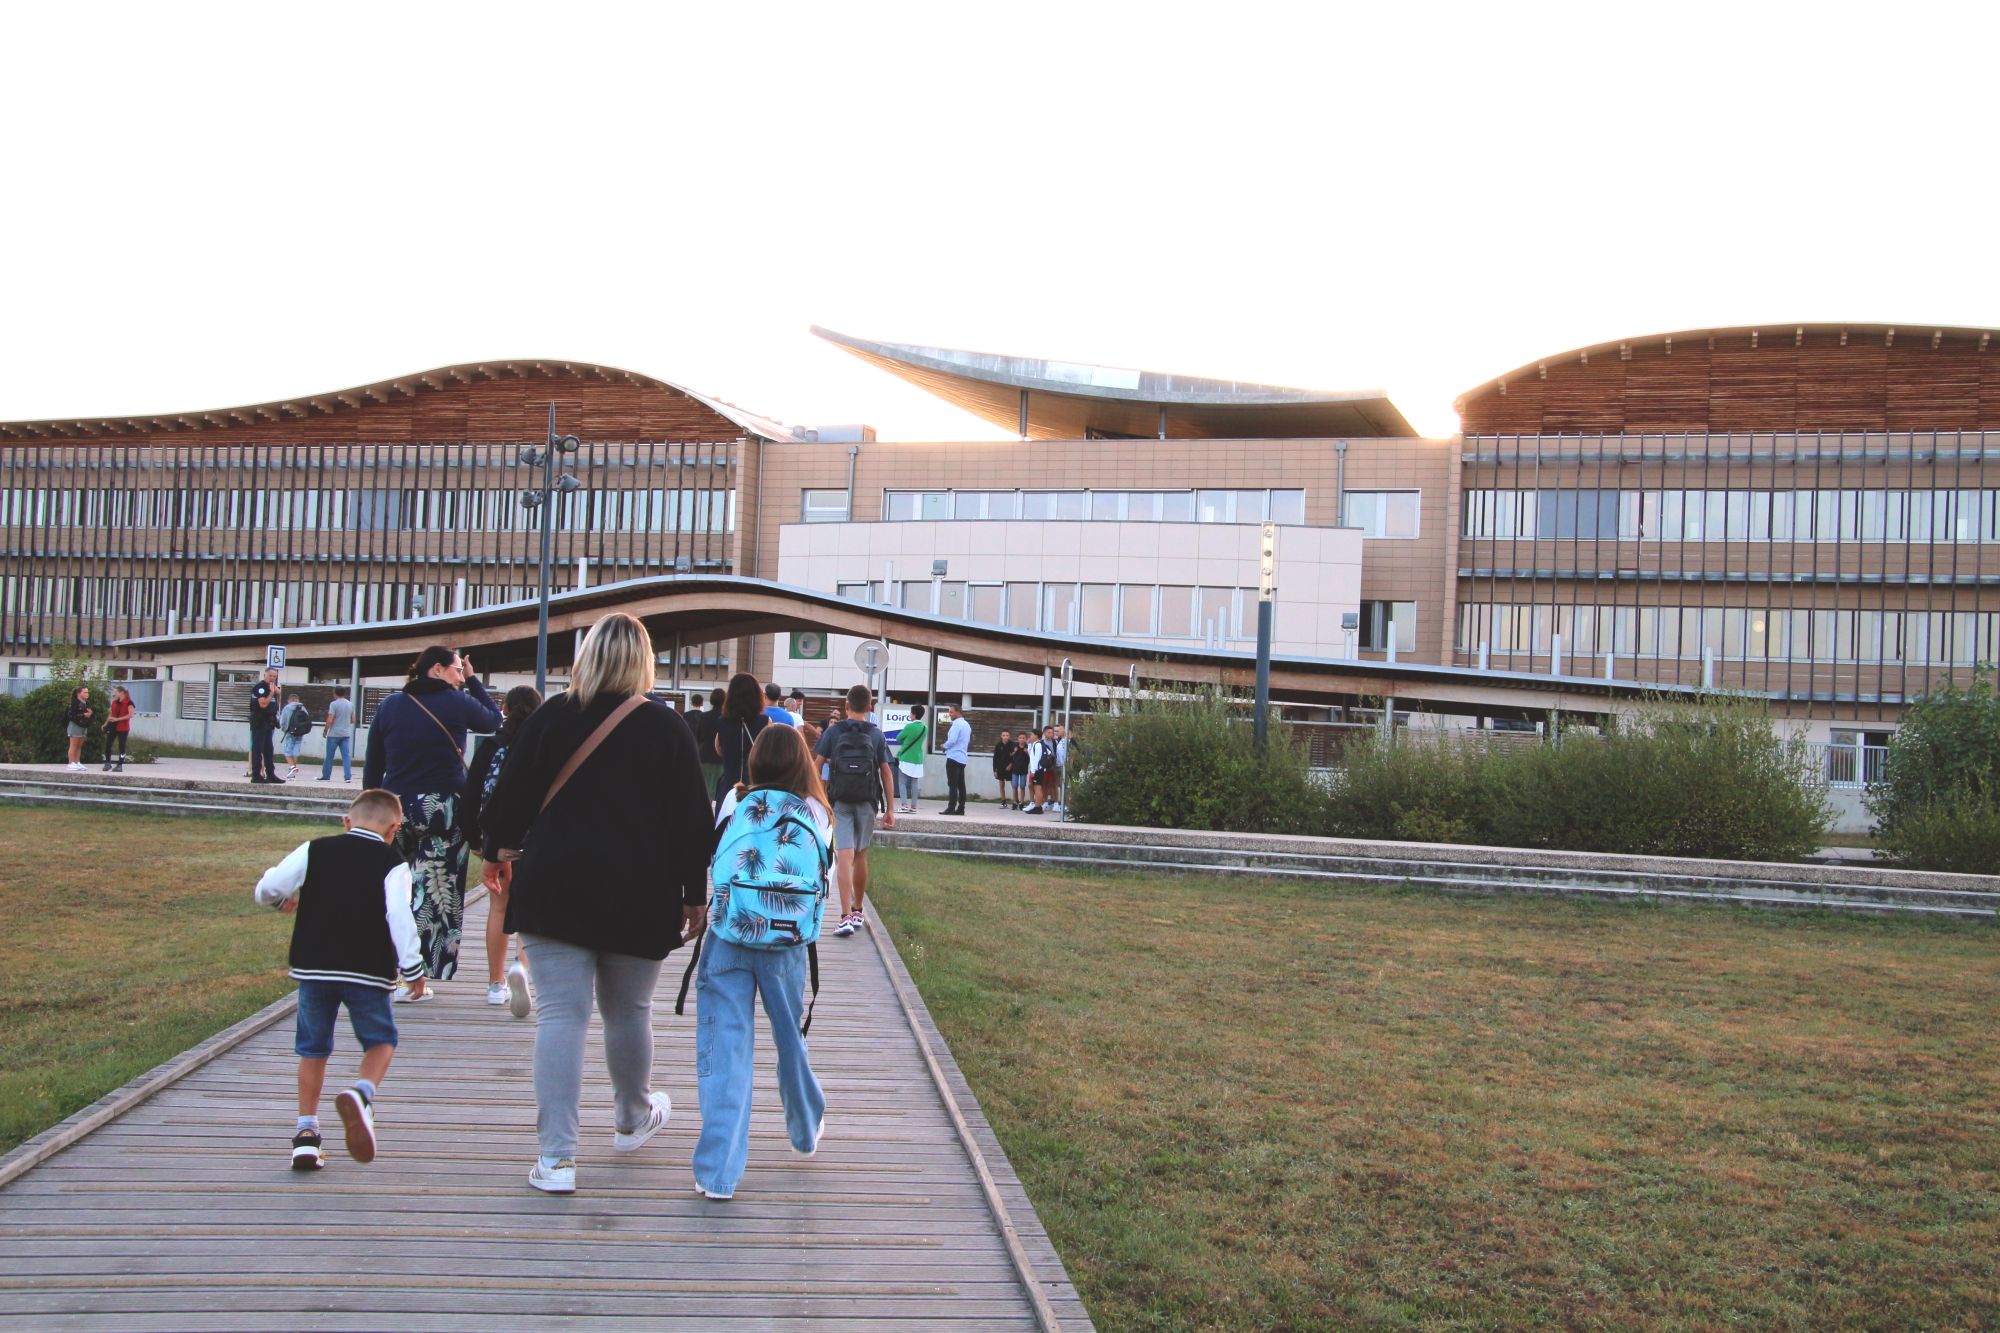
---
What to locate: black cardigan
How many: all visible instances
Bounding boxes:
[478,691,715,960]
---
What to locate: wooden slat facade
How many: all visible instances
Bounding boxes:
[0,893,1089,1330]
[1461,327,2000,435]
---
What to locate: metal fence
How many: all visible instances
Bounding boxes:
[1804,742,1889,790]
[0,676,163,713]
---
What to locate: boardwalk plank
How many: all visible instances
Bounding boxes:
[0,893,1091,1329]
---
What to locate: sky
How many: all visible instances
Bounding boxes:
[4,2,1997,442]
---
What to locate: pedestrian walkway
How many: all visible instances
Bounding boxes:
[0,890,1089,1330]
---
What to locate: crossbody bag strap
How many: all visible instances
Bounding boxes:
[407,695,471,774]
[539,693,649,816]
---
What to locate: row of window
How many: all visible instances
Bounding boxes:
[863,488,1308,526]
[1463,488,2000,544]
[832,579,1264,640]
[0,487,737,536]
[1,577,542,628]
[1458,601,2000,666]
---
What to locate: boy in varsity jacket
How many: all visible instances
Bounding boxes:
[255,788,427,1170]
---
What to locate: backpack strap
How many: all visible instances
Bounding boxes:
[675,934,701,1017]
[800,942,819,1037]
[539,693,648,816]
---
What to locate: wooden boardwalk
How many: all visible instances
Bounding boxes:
[0,893,1091,1330]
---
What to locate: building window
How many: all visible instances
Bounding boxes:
[1005,582,1040,630]
[1343,490,1420,538]
[968,584,1004,625]
[1359,600,1416,653]
[880,487,1308,526]
[1079,583,1116,635]
[801,490,848,522]
[1158,585,1196,637]
[1119,585,1155,636]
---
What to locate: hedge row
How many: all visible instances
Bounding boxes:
[1068,687,1832,863]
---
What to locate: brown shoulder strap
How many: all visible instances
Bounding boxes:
[407,696,470,773]
[538,694,649,816]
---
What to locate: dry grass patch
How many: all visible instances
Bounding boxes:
[867,848,2000,1331]
[0,807,326,1152]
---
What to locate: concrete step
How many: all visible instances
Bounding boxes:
[878,828,1999,920]
[0,776,346,822]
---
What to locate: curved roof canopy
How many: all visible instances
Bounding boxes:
[0,359,799,442]
[813,327,1415,440]
[1454,322,2000,416]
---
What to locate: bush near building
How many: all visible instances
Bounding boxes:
[1328,699,1830,862]
[1867,678,2000,872]
[1065,684,1327,835]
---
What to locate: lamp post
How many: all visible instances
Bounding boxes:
[519,403,583,694]
[1254,521,1275,754]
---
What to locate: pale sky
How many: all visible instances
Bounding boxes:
[4,2,1996,442]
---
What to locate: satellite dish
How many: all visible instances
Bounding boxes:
[853,638,889,674]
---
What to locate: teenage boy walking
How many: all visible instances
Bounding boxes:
[319,685,356,782]
[941,703,972,815]
[814,684,895,936]
[255,788,427,1170]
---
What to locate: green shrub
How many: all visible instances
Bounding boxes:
[1066,684,1326,835]
[13,644,112,764]
[1876,790,2000,874]
[1867,677,2000,871]
[0,694,29,763]
[1328,698,1830,862]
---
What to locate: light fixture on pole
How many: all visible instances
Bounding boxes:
[518,403,583,694]
[1254,521,1275,753]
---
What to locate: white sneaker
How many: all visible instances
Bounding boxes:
[486,982,508,1006]
[333,1088,377,1164]
[693,1178,734,1201]
[613,1090,671,1153]
[528,1159,576,1194]
[66,762,84,771]
[505,962,531,1019]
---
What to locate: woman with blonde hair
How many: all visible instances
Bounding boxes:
[478,613,714,1195]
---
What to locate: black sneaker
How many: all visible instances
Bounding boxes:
[291,1130,324,1171]
[335,1088,376,1164]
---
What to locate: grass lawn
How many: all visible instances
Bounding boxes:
[0,807,325,1153]
[867,847,2000,1331]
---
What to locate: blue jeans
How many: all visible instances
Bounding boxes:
[895,768,920,802]
[294,980,398,1059]
[692,936,824,1198]
[320,735,352,780]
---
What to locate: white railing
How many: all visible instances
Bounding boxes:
[1803,742,1889,790]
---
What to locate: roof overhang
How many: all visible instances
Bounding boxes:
[813,327,1416,440]
[122,574,1736,720]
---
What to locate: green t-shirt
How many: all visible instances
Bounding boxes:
[895,720,928,763]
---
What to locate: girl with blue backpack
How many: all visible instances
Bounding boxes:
[688,724,832,1200]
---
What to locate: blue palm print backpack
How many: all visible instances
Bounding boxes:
[709,788,831,950]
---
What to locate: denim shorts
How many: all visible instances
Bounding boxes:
[832,801,877,851]
[294,980,399,1059]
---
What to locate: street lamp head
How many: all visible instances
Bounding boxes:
[517,446,545,467]
[519,490,544,509]
[554,473,583,494]
[555,434,581,454]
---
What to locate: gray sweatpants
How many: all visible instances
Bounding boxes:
[518,933,665,1161]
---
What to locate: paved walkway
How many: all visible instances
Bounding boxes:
[0,887,1088,1329]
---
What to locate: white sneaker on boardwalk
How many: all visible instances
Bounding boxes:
[613,1090,671,1153]
[485,983,507,1006]
[505,962,531,1018]
[528,1159,576,1194]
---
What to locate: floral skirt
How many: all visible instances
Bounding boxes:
[396,791,468,980]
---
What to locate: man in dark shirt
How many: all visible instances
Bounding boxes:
[693,687,725,795]
[249,666,283,784]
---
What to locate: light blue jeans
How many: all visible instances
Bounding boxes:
[320,735,352,780]
[692,935,824,1198]
[894,768,920,802]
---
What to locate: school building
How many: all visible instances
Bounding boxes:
[5,322,1999,756]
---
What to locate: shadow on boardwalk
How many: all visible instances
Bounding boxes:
[0,893,1089,1330]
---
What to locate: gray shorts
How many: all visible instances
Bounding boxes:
[832,801,878,852]
[65,722,85,738]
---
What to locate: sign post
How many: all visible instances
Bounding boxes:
[1254,522,1275,754]
[266,645,287,672]
[853,638,889,720]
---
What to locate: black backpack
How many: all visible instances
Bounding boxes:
[826,721,882,806]
[284,705,313,738]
